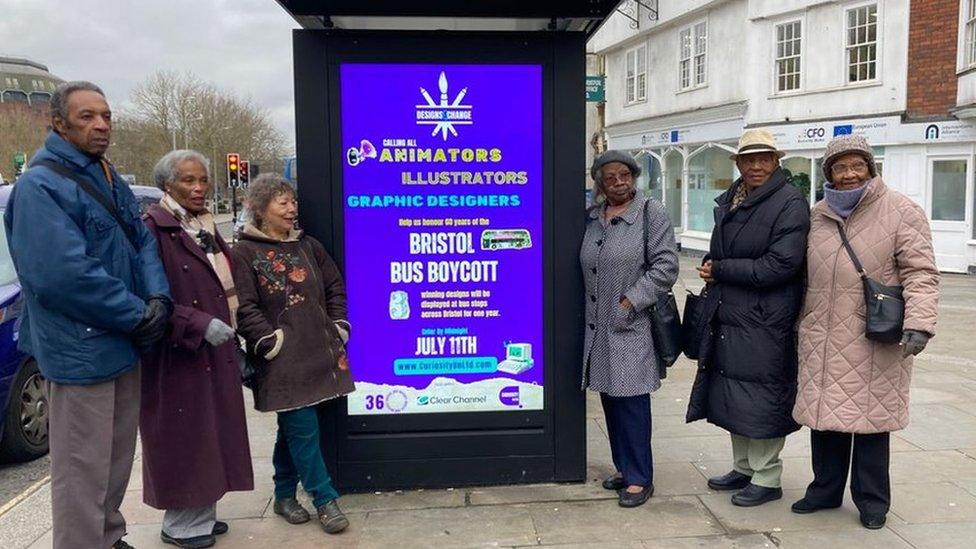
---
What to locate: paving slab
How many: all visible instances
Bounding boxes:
[27,515,368,549]
[888,521,976,549]
[889,482,976,523]
[528,496,724,545]
[0,483,51,549]
[356,504,539,548]
[119,488,271,525]
[898,404,976,450]
[768,527,912,548]
[888,450,976,484]
[341,487,466,512]
[654,435,735,464]
[698,488,866,533]
[641,534,773,548]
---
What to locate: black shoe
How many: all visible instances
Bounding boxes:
[112,540,135,549]
[860,514,887,529]
[618,485,654,508]
[707,470,752,491]
[791,497,841,514]
[731,484,783,507]
[274,497,311,524]
[213,521,228,535]
[602,474,626,491]
[160,531,216,549]
[317,500,350,534]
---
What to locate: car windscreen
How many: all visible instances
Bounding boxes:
[0,209,18,286]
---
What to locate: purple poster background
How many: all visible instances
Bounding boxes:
[340,63,544,415]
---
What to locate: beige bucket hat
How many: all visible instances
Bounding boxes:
[730,128,786,160]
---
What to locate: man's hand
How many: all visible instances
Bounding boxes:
[696,260,715,283]
[131,297,172,349]
[900,330,930,358]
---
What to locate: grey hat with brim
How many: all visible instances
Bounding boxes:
[591,150,641,182]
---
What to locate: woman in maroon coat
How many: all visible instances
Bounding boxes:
[141,150,253,549]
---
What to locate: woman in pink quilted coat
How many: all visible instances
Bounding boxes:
[792,135,940,529]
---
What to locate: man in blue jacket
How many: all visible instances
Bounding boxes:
[3,81,172,549]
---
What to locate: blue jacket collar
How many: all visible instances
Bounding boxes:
[41,131,100,170]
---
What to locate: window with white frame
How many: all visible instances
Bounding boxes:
[625,44,647,104]
[846,4,878,83]
[679,20,708,90]
[966,0,976,67]
[775,20,802,91]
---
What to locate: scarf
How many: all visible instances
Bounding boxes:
[730,181,751,210]
[824,182,868,220]
[160,194,239,327]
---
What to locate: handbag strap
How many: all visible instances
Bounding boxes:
[834,220,867,280]
[33,159,141,251]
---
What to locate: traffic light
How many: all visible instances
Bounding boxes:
[227,153,240,187]
[239,160,250,188]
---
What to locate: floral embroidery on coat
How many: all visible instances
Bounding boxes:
[252,250,308,307]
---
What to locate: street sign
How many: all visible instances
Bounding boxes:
[227,153,240,187]
[13,152,27,177]
[585,75,605,102]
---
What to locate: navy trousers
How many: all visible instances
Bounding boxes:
[600,393,653,488]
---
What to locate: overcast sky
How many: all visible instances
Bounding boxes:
[1,0,300,147]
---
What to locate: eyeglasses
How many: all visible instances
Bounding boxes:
[830,161,869,175]
[603,171,632,183]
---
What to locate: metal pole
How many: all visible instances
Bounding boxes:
[232,184,238,227]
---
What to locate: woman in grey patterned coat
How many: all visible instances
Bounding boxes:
[580,150,679,508]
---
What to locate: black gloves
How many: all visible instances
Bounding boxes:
[131,296,173,350]
[900,329,930,358]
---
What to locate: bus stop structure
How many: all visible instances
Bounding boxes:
[276,0,620,492]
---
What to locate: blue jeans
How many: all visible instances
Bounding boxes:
[273,406,339,508]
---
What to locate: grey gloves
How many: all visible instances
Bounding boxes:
[204,318,236,346]
[900,329,930,358]
[132,296,173,350]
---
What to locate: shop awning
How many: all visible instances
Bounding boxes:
[275,0,622,34]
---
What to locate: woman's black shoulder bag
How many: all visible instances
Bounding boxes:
[835,221,904,343]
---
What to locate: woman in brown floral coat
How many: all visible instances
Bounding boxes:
[231,174,354,536]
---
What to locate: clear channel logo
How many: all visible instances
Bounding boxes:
[416,71,472,141]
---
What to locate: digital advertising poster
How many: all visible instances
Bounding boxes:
[340,63,543,415]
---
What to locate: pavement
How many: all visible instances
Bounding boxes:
[2,257,976,548]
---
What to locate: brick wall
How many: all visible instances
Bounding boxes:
[906,0,960,119]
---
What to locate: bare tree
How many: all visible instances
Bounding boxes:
[112,71,288,208]
[0,104,48,182]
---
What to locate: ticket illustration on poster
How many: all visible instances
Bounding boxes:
[340,63,543,415]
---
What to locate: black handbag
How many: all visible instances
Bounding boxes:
[681,288,706,359]
[835,222,904,343]
[641,200,683,372]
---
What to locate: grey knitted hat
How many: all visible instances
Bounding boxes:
[822,134,877,183]
[590,150,641,183]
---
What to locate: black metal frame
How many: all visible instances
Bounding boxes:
[293,29,586,491]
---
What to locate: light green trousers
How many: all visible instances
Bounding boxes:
[731,433,786,488]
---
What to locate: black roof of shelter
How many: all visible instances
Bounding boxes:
[275,0,623,35]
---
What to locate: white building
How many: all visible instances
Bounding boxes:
[590,0,976,273]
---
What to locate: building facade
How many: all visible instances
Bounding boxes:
[590,0,976,273]
[0,56,63,110]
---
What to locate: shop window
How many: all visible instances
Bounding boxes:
[846,4,878,83]
[664,151,683,230]
[635,153,663,202]
[775,20,802,92]
[932,160,967,222]
[1,90,28,104]
[687,147,734,233]
[781,157,812,201]
[626,44,647,104]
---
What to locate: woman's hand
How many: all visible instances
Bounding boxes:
[619,297,634,311]
[697,260,715,283]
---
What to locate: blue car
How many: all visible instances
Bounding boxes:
[0,184,47,462]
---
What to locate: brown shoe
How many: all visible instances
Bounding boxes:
[274,497,311,524]
[317,500,350,534]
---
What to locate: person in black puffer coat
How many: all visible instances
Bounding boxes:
[686,129,810,507]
